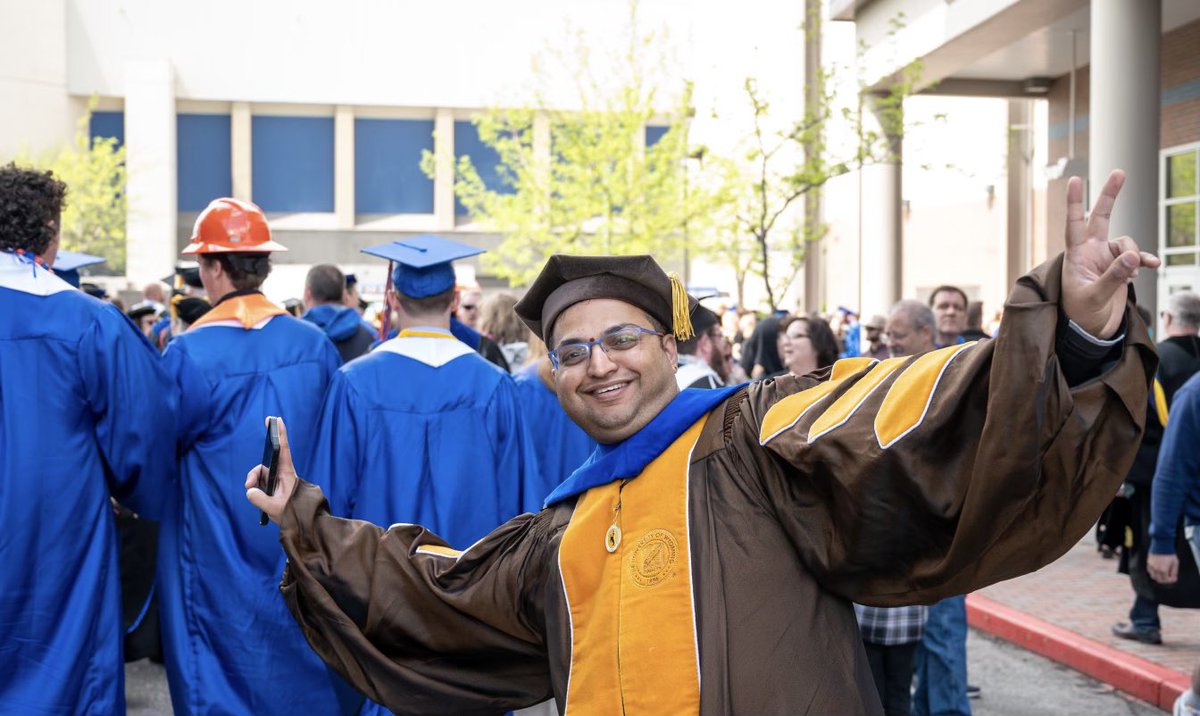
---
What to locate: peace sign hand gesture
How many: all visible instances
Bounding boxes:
[1061,170,1161,339]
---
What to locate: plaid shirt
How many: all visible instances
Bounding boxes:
[853,604,929,646]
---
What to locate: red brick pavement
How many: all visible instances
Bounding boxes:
[968,538,1198,711]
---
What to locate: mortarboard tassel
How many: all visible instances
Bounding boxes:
[668,272,694,341]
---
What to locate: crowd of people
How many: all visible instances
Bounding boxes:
[2,157,1195,716]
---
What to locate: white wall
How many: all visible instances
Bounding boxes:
[63,0,804,117]
[0,0,78,159]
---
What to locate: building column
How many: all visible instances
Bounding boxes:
[335,105,355,229]
[802,0,825,314]
[434,108,456,231]
[231,102,252,202]
[123,59,177,286]
[858,93,902,317]
[1089,0,1160,317]
[1006,99,1034,288]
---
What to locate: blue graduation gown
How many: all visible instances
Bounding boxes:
[0,255,176,715]
[159,303,349,716]
[308,331,545,550]
[513,362,596,491]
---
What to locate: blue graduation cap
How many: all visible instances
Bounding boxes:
[53,250,106,288]
[361,235,484,299]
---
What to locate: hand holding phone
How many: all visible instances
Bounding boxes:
[258,417,281,526]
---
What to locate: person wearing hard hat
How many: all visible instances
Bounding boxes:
[157,198,351,715]
[0,164,176,714]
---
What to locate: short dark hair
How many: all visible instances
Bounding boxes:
[928,285,968,309]
[0,163,68,256]
[199,252,272,292]
[306,264,345,304]
[396,286,456,317]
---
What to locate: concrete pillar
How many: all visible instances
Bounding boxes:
[1006,99,1034,288]
[231,102,252,202]
[1089,0,1160,317]
[434,108,456,231]
[335,105,355,228]
[123,59,177,287]
[858,94,902,316]
[802,0,825,314]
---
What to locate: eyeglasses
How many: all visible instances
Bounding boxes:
[549,325,664,369]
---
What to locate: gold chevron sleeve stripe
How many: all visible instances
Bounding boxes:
[414,545,463,559]
[1153,379,1168,427]
[831,356,877,380]
[808,357,908,443]
[759,381,840,445]
[874,342,976,449]
[759,357,876,445]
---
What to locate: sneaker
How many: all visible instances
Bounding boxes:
[1111,622,1162,645]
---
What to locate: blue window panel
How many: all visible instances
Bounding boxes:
[177,114,232,211]
[355,118,435,214]
[454,120,513,216]
[90,111,124,148]
[646,125,669,148]
[252,116,335,212]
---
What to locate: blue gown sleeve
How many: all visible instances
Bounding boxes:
[1149,382,1200,555]
[161,339,216,454]
[486,375,544,514]
[77,307,178,520]
[306,370,363,519]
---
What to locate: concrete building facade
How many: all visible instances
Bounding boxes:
[1,0,810,304]
[832,0,1200,323]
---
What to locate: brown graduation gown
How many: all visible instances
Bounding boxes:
[277,256,1155,715]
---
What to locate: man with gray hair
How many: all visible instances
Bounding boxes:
[885,299,936,358]
[1159,291,1200,403]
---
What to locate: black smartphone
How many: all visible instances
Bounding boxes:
[258,417,280,526]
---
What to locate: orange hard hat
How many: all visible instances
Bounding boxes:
[182,198,288,255]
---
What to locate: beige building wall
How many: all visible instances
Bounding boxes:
[0,0,79,159]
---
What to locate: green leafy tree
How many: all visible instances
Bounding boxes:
[425,5,733,287]
[17,107,127,272]
[713,13,920,312]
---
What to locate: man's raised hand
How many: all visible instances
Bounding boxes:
[246,416,299,526]
[1061,170,1161,339]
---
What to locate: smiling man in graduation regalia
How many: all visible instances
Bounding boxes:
[159,198,352,715]
[0,165,176,714]
[249,172,1159,715]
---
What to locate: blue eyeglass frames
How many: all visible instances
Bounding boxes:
[548,326,665,369]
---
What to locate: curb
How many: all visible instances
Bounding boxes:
[966,593,1191,711]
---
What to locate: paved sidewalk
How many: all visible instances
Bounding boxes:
[968,538,1198,711]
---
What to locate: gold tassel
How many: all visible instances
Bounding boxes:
[668,272,694,341]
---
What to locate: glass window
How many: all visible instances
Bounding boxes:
[355,118,435,214]
[454,120,513,216]
[252,116,335,213]
[177,114,232,211]
[90,111,124,149]
[646,125,670,148]
[1167,150,1197,199]
[1167,203,1197,249]
[1162,146,1200,272]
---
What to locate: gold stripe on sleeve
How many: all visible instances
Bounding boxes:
[874,342,975,449]
[808,357,908,442]
[414,545,463,559]
[758,357,875,445]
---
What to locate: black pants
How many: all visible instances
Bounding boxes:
[864,640,918,716]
